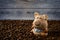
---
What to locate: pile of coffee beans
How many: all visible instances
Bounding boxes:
[0,20,60,40]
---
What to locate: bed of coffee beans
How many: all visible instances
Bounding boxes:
[0,20,60,40]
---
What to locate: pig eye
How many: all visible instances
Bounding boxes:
[38,17,42,19]
[37,17,42,19]
[37,17,39,19]
[44,19,47,20]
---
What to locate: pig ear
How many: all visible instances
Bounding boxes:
[43,14,48,20]
[34,12,40,17]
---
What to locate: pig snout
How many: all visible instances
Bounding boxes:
[34,20,41,26]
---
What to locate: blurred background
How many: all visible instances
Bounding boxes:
[0,0,60,20]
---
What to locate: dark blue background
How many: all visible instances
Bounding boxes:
[0,0,60,20]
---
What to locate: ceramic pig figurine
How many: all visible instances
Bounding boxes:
[31,12,48,36]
